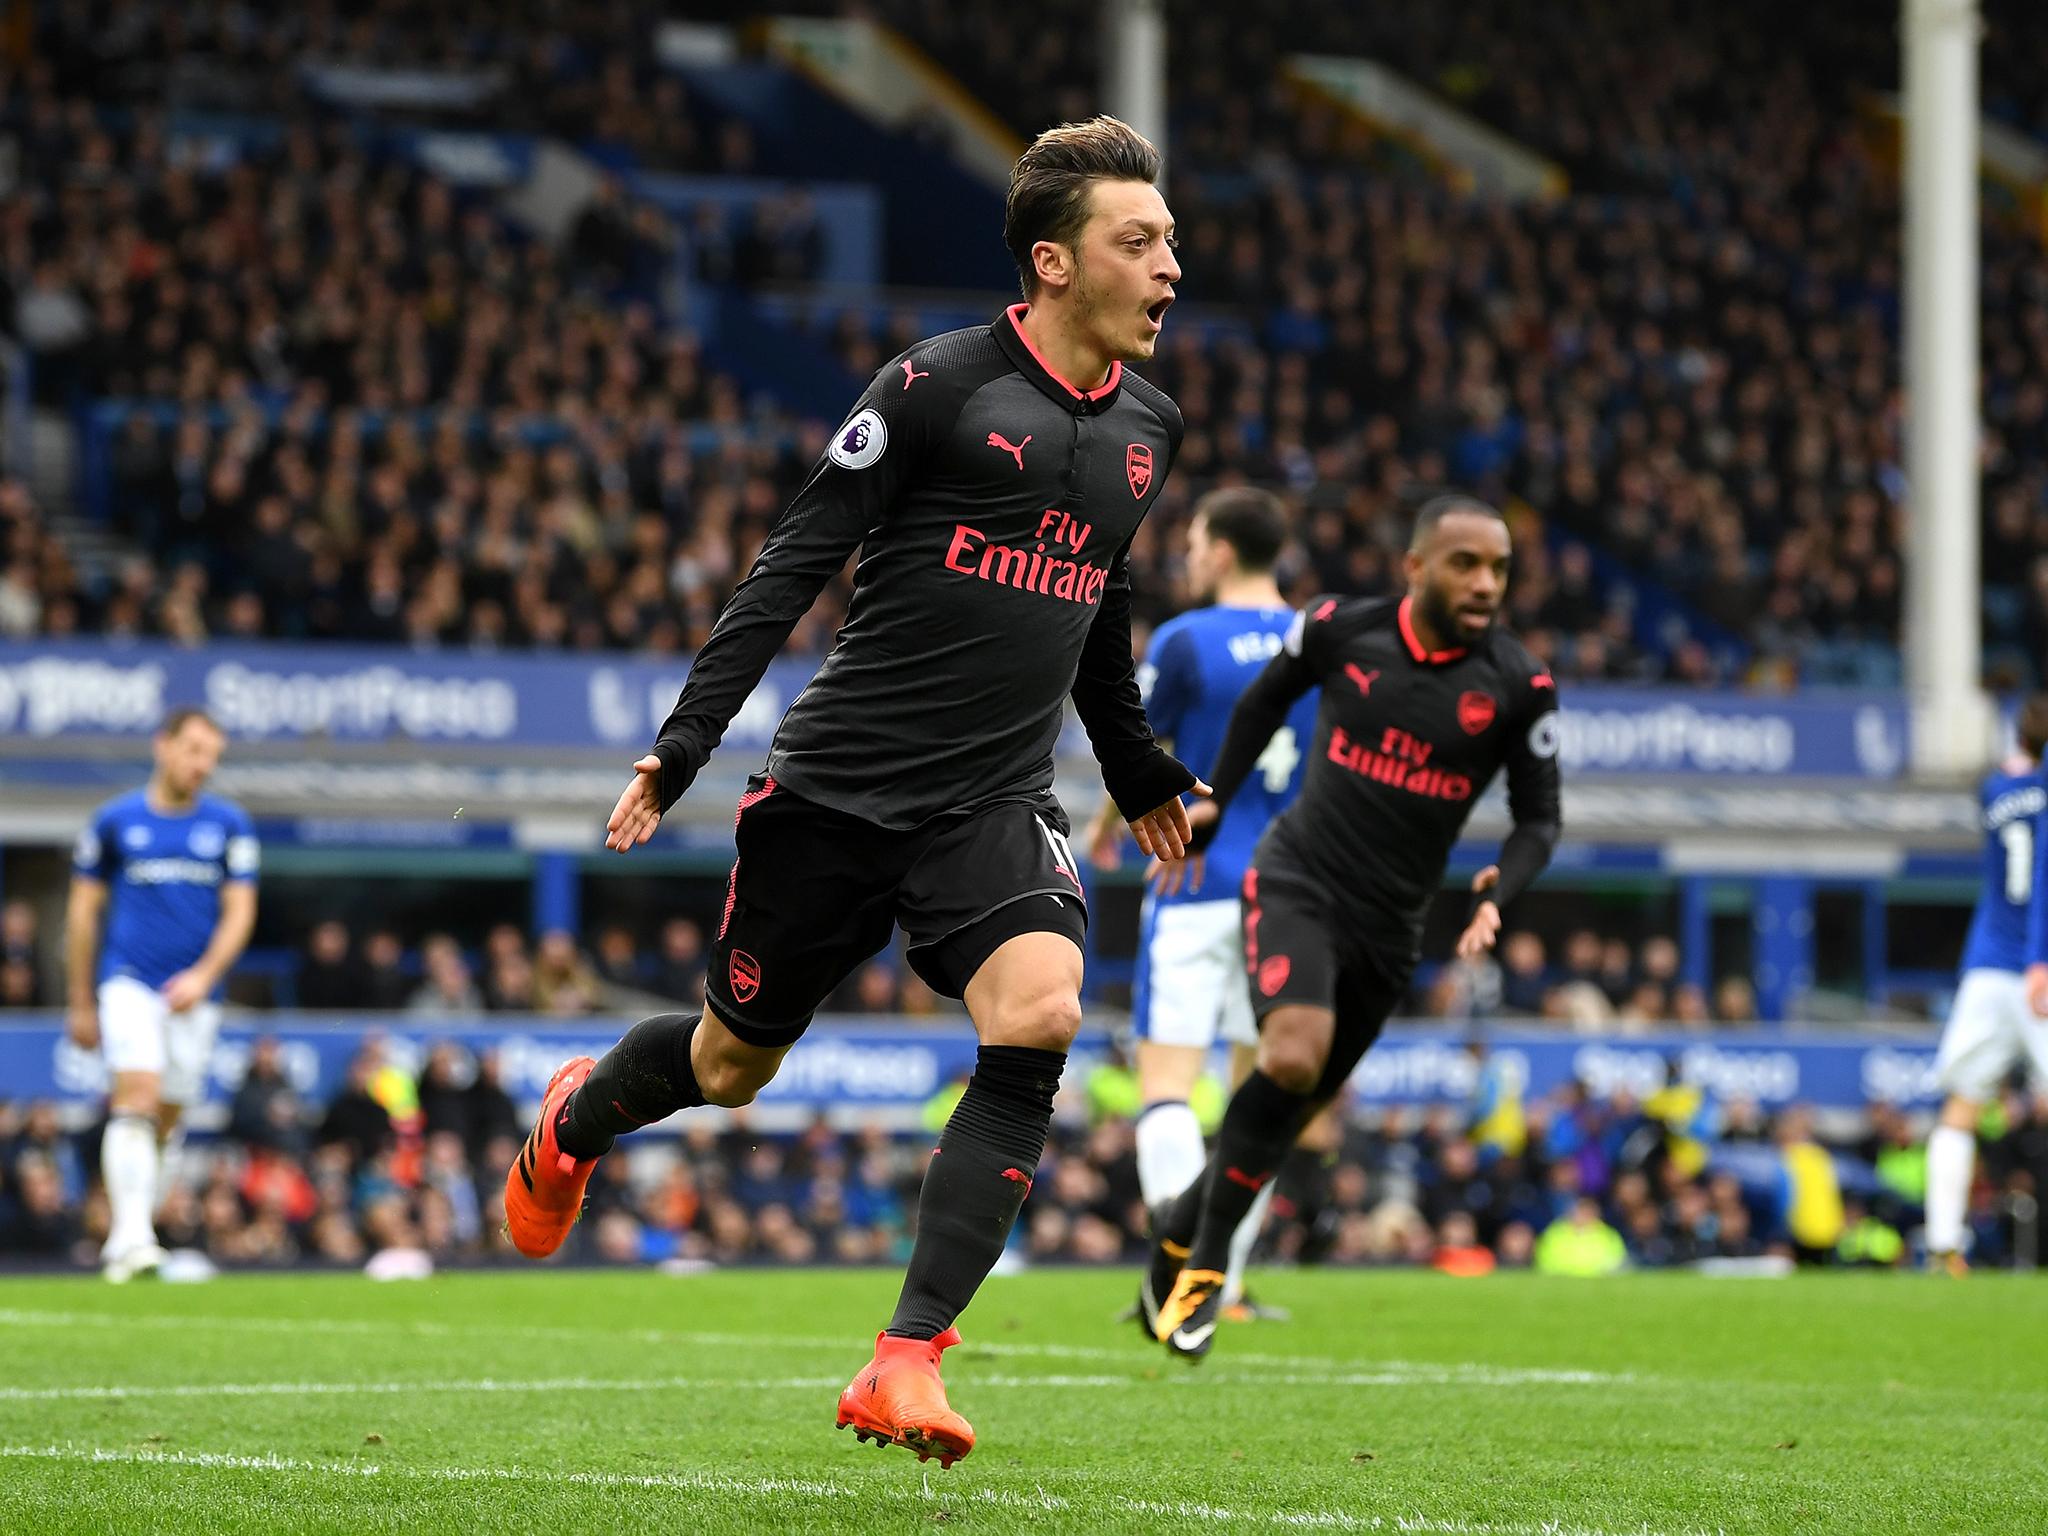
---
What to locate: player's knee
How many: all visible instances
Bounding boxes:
[695,1052,769,1108]
[984,986,1084,1052]
[1257,1035,1326,1096]
[109,1076,162,1119]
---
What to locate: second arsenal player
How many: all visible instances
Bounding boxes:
[1147,492,1564,1360]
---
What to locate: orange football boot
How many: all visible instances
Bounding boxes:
[503,1056,598,1258]
[836,1326,975,1467]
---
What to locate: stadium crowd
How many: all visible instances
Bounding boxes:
[826,0,2048,688]
[7,3,2048,685]
[4,1034,2041,1273]
[0,896,1746,1031]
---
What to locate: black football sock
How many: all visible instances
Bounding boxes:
[557,1012,706,1159]
[1187,1070,1314,1272]
[1155,1166,1205,1250]
[886,1045,1065,1340]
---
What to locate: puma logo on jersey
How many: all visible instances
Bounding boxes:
[987,432,1032,469]
[1344,664,1381,697]
[900,358,929,390]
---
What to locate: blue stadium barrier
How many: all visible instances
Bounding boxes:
[0,1015,1944,1118]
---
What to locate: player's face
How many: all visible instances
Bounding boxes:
[1408,512,1512,644]
[1069,179,1179,362]
[1183,514,1227,600]
[154,719,225,799]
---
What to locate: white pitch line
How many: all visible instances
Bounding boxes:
[0,1364,1620,1405]
[0,1442,1707,1536]
[0,1308,1622,1383]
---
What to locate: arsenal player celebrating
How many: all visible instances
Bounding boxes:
[1148,493,1563,1361]
[501,116,1203,1466]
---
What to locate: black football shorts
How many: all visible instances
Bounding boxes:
[704,775,1089,1046]
[1238,857,1410,1048]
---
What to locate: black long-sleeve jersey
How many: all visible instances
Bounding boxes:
[1203,594,1563,962]
[649,305,1193,830]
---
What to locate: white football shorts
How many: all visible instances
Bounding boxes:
[1132,897,1258,1051]
[98,973,222,1106]
[1936,968,2048,1101]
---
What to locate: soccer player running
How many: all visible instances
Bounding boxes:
[503,117,1202,1465]
[1087,486,1320,1331]
[66,708,260,1282]
[1926,696,2048,1273]
[1150,494,1562,1360]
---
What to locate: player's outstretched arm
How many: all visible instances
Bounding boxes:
[1459,676,1565,955]
[63,872,106,1049]
[642,362,940,820]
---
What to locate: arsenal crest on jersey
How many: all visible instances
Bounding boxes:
[1457,690,1497,735]
[1125,442,1152,500]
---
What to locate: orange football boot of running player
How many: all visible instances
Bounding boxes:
[503,1056,598,1258]
[836,1326,975,1467]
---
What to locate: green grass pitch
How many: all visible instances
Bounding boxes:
[0,1266,2040,1534]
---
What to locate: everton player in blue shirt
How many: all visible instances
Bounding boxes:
[66,708,259,1281]
[1925,696,2048,1271]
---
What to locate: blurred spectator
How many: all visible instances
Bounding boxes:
[227,1036,305,1158]
[1714,978,1759,1026]
[654,919,707,1005]
[1432,1210,1497,1276]
[318,1049,394,1166]
[533,930,602,1014]
[297,921,357,1010]
[1497,932,1549,1016]
[466,1050,524,1166]
[359,930,413,1012]
[1534,1196,1628,1276]
[409,934,483,1015]
[416,1043,473,1145]
[592,925,644,990]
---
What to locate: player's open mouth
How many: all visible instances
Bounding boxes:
[1143,297,1172,331]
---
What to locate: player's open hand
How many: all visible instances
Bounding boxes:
[1129,782,1213,863]
[605,755,665,852]
[1454,865,1503,960]
[160,968,209,1012]
[65,1005,99,1050]
[2028,962,2048,1018]
[1145,799,1220,897]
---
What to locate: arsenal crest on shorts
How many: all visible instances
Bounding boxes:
[729,949,761,1003]
[1457,691,1497,735]
[1125,442,1152,500]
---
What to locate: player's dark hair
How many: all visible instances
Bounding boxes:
[2016,694,2048,759]
[1004,116,1162,299]
[1193,487,1286,573]
[157,706,221,739]
[1407,489,1505,551]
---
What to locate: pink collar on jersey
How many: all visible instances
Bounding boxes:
[1398,597,1468,665]
[1005,304,1123,400]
